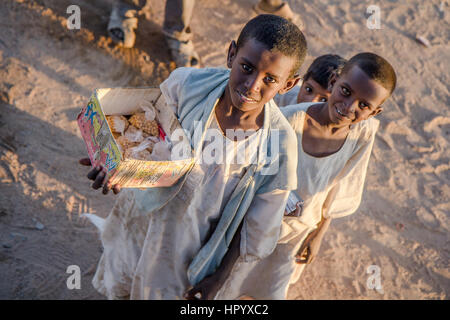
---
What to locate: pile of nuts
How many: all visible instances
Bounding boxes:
[106,112,162,161]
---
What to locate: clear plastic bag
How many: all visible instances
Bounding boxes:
[124,125,146,143]
[124,137,157,160]
[139,100,157,122]
[150,140,172,161]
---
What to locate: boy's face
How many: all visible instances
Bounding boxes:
[226,38,299,112]
[326,65,390,126]
[297,78,330,103]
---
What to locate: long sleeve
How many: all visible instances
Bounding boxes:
[240,189,289,261]
[159,67,192,115]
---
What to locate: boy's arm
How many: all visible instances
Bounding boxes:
[184,190,289,300]
[295,211,332,264]
[184,222,243,300]
[160,67,191,115]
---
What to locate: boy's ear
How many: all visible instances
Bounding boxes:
[328,73,338,92]
[371,107,383,117]
[227,41,238,69]
[278,75,301,95]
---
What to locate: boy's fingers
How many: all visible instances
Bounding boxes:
[184,290,193,300]
[304,248,312,264]
[295,246,309,264]
[92,171,106,189]
[295,257,305,264]
[112,185,121,194]
[87,166,102,180]
[102,182,111,195]
[79,158,92,166]
[184,288,203,300]
[238,295,255,300]
[286,205,301,217]
[297,244,306,257]
[306,251,314,264]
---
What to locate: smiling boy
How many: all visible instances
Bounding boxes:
[81,14,306,300]
[214,52,397,300]
[274,54,347,107]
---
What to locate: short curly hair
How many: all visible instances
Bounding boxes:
[303,54,347,89]
[342,52,397,95]
[236,14,307,77]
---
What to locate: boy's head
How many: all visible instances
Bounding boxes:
[297,54,347,103]
[327,52,397,126]
[235,14,307,77]
[225,14,307,112]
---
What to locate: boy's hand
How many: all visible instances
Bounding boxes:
[184,275,221,300]
[79,158,121,195]
[285,201,303,217]
[295,229,323,264]
[184,221,243,300]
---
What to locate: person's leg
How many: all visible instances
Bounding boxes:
[162,0,199,68]
[108,0,147,48]
[162,0,195,42]
[254,0,303,28]
[257,0,284,12]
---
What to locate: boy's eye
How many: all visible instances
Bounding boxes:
[305,86,312,93]
[359,102,370,109]
[319,97,327,102]
[341,86,350,96]
[242,64,252,73]
[264,76,276,84]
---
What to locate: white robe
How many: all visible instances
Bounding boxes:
[91,67,296,299]
[215,102,379,299]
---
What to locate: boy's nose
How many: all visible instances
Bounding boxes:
[311,95,322,102]
[341,99,356,115]
[245,75,261,93]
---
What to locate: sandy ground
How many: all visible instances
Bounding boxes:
[0,0,448,300]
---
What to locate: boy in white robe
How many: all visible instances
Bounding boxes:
[217,52,397,300]
[79,14,307,300]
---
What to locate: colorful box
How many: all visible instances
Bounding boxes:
[77,87,194,188]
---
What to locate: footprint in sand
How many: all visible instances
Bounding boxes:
[415,207,440,230]
[423,116,450,135]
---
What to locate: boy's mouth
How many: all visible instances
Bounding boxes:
[236,90,259,104]
[335,105,347,118]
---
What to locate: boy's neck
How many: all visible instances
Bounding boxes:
[312,103,350,136]
[215,87,265,132]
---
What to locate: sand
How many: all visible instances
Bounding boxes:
[0,0,448,299]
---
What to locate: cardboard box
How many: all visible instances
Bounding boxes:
[77,87,194,188]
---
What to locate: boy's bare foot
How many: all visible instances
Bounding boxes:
[255,0,285,15]
[253,1,304,30]
[165,36,200,68]
[107,5,138,48]
[109,28,124,43]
